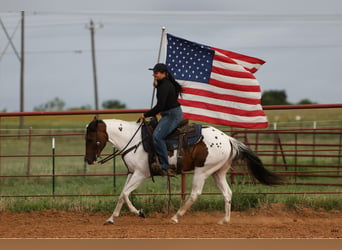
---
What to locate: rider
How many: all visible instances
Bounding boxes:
[140,63,183,176]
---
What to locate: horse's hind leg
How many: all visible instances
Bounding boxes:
[212,169,232,224]
[171,170,207,223]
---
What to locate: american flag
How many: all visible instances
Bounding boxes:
[165,33,268,129]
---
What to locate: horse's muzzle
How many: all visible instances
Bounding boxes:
[84,155,97,165]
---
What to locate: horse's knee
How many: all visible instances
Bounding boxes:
[189,192,201,202]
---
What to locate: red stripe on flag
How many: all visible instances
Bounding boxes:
[183,112,268,129]
[183,87,261,105]
[213,53,237,64]
[213,47,266,65]
[179,99,266,117]
[212,47,266,73]
[209,78,261,92]
[211,65,256,79]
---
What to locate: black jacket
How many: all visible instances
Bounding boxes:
[144,77,180,117]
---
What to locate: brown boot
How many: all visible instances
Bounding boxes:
[150,162,165,176]
[151,162,161,171]
[162,168,177,176]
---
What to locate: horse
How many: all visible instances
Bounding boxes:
[85,117,282,224]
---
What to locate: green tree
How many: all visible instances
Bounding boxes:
[68,105,92,111]
[297,99,317,105]
[261,90,290,105]
[33,97,65,111]
[102,99,126,109]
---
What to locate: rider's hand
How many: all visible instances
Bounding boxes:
[137,114,145,123]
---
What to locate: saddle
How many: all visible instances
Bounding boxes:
[141,117,202,176]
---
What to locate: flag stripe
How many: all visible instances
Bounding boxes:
[182,106,268,123]
[211,65,256,79]
[179,99,266,117]
[181,107,268,129]
[212,59,248,72]
[209,78,261,92]
[180,92,263,112]
[210,71,260,86]
[184,113,269,129]
[180,81,261,101]
[182,87,260,105]
[213,47,265,73]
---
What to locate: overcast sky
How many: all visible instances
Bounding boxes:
[1,0,341,111]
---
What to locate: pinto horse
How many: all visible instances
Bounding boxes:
[85,117,282,224]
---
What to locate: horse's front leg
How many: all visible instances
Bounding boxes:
[105,172,147,224]
[105,173,133,224]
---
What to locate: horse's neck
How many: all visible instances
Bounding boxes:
[103,119,141,149]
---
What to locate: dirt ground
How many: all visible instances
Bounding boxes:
[0,204,341,238]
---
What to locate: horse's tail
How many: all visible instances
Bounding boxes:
[230,138,283,185]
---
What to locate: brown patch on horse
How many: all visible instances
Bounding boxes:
[85,119,108,164]
[179,141,208,172]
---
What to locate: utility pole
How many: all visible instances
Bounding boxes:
[86,20,103,112]
[19,11,25,129]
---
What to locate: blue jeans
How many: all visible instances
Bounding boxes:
[152,106,183,170]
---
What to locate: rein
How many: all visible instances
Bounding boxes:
[97,121,144,164]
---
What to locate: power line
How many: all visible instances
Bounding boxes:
[2,11,342,29]
[0,43,341,57]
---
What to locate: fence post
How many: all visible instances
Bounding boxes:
[181,173,186,201]
[339,130,342,175]
[26,127,32,176]
[0,117,2,180]
[273,123,278,171]
[113,147,117,191]
[294,133,298,183]
[312,121,316,165]
[52,137,55,196]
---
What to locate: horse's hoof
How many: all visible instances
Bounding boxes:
[104,220,114,225]
[217,218,229,225]
[138,209,145,218]
[171,216,178,224]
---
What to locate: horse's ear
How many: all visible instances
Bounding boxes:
[87,116,99,131]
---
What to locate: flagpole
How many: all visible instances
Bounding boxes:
[150,26,166,108]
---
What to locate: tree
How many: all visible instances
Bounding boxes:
[297,99,317,105]
[33,97,65,111]
[261,90,290,105]
[68,105,92,110]
[102,99,126,109]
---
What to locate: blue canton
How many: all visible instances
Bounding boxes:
[166,34,214,84]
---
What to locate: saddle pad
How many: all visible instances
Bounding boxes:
[166,124,202,151]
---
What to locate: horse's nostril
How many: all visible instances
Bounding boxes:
[84,156,94,165]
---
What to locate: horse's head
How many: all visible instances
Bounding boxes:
[85,117,108,164]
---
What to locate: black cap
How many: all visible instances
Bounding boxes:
[148,63,168,72]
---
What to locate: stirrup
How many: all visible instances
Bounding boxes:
[163,168,176,176]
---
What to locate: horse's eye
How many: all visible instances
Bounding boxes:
[96,141,100,145]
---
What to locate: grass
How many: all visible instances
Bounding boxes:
[0,108,341,213]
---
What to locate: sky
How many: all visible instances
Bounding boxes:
[0,0,341,112]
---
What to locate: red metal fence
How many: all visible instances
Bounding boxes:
[0,105,341,200]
